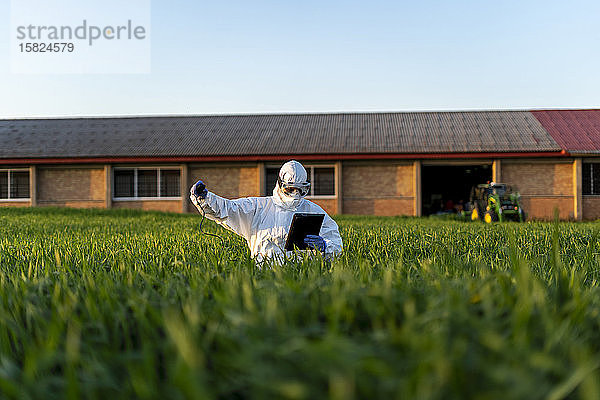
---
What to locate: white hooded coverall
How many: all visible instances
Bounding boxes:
[190,161,343,262]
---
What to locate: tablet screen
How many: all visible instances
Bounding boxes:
[284,213,325,251]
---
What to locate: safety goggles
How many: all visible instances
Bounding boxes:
[278,177,310,197]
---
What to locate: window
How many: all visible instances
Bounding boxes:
[114,169,134,198]
[113,168,181,199]
[265,168,279,195]
[583,163,600,195]
[265,165,336,197]
[313,167,335,196]
[160,170,181,197]
[0,169,30,200]
[137,170,157,197]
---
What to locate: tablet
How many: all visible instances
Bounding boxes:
[284,213,325,251]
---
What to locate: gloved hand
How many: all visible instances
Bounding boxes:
[304,235,326,252]
[190,180,208,200]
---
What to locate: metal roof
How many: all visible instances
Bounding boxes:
[532,110,600,154]
[0,111,562,160]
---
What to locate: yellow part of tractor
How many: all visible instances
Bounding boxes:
[469,183,526,223]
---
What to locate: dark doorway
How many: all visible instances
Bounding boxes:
[422,164,492,216]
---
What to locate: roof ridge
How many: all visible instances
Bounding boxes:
[0,108,583,122]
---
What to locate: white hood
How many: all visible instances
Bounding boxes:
[272,160,308,210]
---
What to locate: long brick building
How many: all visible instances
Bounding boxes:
[1,109,600,220]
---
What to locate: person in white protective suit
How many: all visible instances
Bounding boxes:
[189,160,343,263]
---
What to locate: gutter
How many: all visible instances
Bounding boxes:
[0,150,569,165]
[561,151,600,157]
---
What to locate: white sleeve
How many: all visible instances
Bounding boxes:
[191,191,257,241]
[319,214,343,258]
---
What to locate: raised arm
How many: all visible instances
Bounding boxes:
[190,180,256,241]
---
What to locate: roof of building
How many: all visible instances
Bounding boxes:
[532,110,600,154]
[0,111,567,161]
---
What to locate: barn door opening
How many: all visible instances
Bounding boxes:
[421,164,492,216]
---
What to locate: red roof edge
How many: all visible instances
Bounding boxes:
[531,110,600,153]
[0,151,570,165]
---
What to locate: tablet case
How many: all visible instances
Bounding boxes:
[284,213,325,251]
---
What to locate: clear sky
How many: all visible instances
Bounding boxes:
[1,0,599,118]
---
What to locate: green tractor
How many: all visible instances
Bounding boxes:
[469,183,526,223]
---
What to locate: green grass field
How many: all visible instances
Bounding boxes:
[1,207,600,399]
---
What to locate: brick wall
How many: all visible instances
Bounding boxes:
[0,202,31,208]
[583,197,600,220]
[112,200,181,213]
[519,197,574,220]
[186,165,260,213]
[37,167,105,208]
[342,163,415,215]
[188,165,259,198]
[2,160,590,220]
[502,162,572,195]
[501,161,574,220]
[309,198,337,216]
